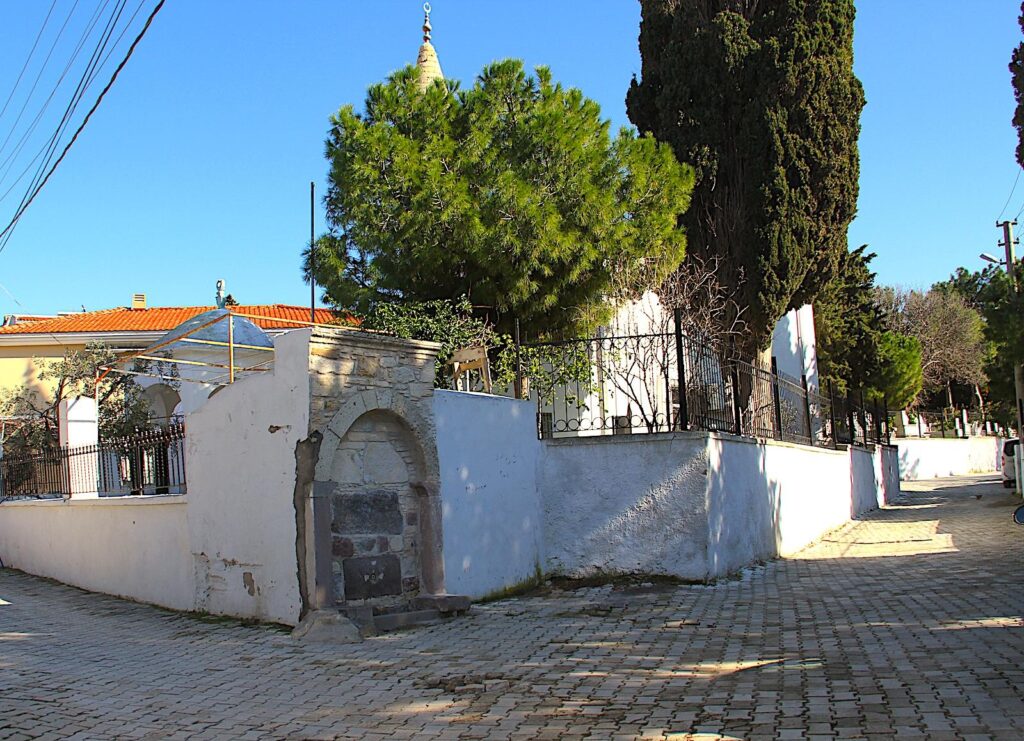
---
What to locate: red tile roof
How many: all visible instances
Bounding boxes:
[0,305,350,335]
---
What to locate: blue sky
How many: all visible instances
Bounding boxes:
[0,1,1020,316]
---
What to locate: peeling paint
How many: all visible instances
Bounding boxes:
[293,431,323,619]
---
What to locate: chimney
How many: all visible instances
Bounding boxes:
[131,293,147,310]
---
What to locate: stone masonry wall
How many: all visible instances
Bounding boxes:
[326,410,424,605]
[307,328,445,611]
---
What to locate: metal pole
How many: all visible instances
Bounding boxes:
[731,365,743,436]
[310,181,316,324]
[859,390,869,444]
[883,395,891,445]
[228,314,235,384]
[673,308,689,431]
[514,318,522,400]
[847,391,857,447]
[828,381,839,449]
[801,374,813,444]
[770,357,783,440]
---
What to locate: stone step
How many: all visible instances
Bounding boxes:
[373,609,444,632]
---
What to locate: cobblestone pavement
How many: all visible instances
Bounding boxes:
[2,475,1023,740]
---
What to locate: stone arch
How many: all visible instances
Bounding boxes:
[313,397,445,610]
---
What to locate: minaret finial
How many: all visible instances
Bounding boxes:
[415,1,444,92]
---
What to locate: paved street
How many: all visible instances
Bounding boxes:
[2,475,1023,740]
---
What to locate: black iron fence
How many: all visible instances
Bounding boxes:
[518,319,889,449]
[896,408,1004,439]
[0,424,187,500]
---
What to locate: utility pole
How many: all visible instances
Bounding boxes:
[997,219,1024,493]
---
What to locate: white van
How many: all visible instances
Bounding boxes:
[1002,439,1019,488]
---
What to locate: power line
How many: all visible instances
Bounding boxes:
[0,0,60,123]
[0,0,83,162]
[0,0,113,194]
[0,0,164,254]
[1013,197,1024,223]
[9,0,129,210]
[998,167,1023,222]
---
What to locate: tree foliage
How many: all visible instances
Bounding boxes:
[876,286,987,400]
[310,60,694,337]
[813,245,883,394]
[1011,2,1024,167]
[871,331,923,411]
[935,263,1024,423]
[0,344,153,453]
[626,0,865,357]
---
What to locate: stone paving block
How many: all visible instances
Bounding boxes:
[1,475,1022,738]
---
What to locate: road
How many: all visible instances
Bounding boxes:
[1,475,1022,739]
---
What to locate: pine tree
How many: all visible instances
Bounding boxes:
[311,60,694,337]
[626,0,865,361]
[871,332,922,411]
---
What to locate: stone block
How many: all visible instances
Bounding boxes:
[363,442,409,484]
[342,554,402,600]
[356,356,380,377]
[329,447,363,485]
[332,537,354,558]
[333,490,405,534]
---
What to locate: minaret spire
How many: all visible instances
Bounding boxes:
[415,2,445,92]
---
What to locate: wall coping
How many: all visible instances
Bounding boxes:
[544,429,850,457]
[894,437,1001,444]
[0,495,188,508]
[310,327,442,354]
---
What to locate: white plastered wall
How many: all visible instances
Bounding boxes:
[0,329,313,625]
[0,497,192,610]
[538,433,895,582]
[183,328,311,625]
[895,438,1003,480]
[434,390,543,598]
[540,433,712,579]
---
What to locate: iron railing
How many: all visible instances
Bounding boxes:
[0,424,187,500]
[896,408,1004,439]
[519,318,890,449]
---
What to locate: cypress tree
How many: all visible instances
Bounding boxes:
[627,0,865,362]
[1011,2,1024,167]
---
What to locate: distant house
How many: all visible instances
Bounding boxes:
[0,295,340,424]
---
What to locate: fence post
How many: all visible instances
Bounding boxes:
[858,390,869,445]
[883,395,891,444]
[770,358,783,440]
[801,374,813,444]
[847,391,857,447]
[731,364,743,436]
[513,318,523,400]
[673,308,689,431]
[828,381,839,449]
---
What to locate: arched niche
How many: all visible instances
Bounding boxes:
[314,404,444,609]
